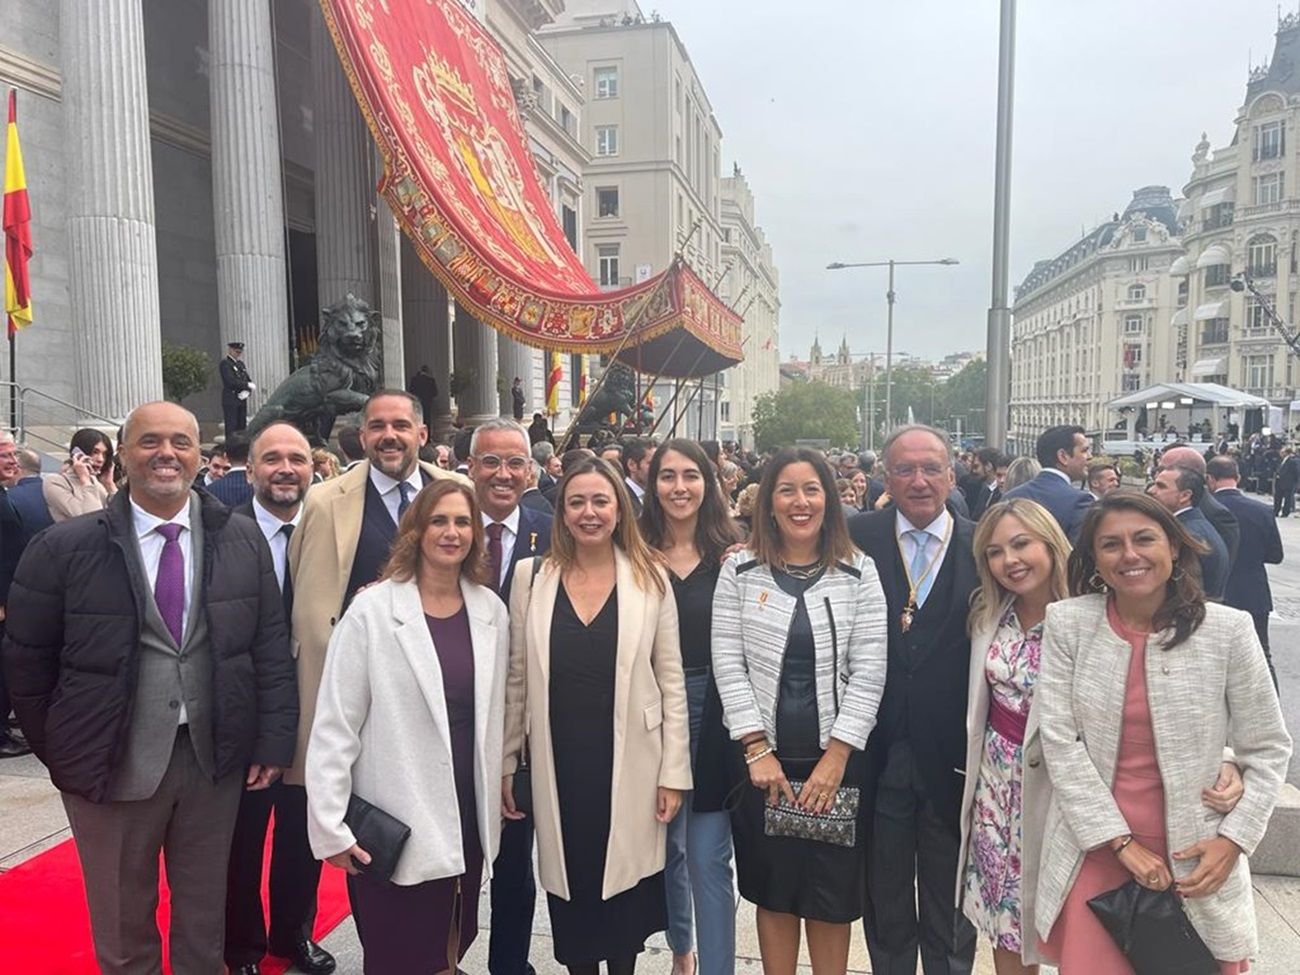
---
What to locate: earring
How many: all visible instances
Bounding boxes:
[1171,562,1186,583]
[1088,570,1109,592]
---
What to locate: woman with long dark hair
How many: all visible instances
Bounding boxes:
[639,439,740,975]
[503,456,691,975]
[712,447,888,975]
[1036,490,1291,973]
[45,427,116,521]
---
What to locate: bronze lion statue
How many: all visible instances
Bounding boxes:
[248,293,381,442]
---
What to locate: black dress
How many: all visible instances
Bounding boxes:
[731,566,867,923]
[547,584,668,964]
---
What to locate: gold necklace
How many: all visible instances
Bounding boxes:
[894,518,954,632]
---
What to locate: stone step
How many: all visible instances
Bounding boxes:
[1251,783,1300,877]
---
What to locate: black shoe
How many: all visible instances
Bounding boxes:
[270,938,336,975]
[232,966,260,975]
[0,734,31,759]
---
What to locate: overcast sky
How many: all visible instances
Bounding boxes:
[645,0,1289,362]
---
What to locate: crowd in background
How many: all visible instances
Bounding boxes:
[0,400,1293,975]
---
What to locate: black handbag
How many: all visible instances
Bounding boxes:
[762,780,860,848]
[509,557,542,818]
[343,794,411,883]
[1087,880,1218,975]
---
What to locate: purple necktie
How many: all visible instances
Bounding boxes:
[154,523,185,646]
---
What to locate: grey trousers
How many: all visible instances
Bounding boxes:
[62,729,244,975]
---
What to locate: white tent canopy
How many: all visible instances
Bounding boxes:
[1106,382,1270,411]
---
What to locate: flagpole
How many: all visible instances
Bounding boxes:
[8,332,14,433]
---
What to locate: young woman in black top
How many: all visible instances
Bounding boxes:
[640,439,741,975]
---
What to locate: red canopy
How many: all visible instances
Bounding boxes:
[319,0,743,377]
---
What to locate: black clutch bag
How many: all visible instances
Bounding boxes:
[1087,880,1218,975]
[511,746,532,817]
[343,794,411,883]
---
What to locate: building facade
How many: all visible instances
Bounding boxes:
[718,166,779,447]
[1175,14,1300,415]
[1009,186,1184,455]
[0,0,589,440]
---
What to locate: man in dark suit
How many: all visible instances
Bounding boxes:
[224,423,334,975]
[407,364,438,423]
[1003,424,1094,541]
[620,437,655,517]
[848,425,977,975]
[10,447,53,546]
[520,461,555,516]
[959,447,1000,519]
[219,342,255,437]
[1274,447,1300,517]
[1208,455,1283,688]
[206,432,254,508]
[1148,466,1229,599]
[467,417,552,975]
[0,435,30,758]
[1158,445,1239,569]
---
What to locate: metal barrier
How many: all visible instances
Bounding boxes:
[0,382,120,454]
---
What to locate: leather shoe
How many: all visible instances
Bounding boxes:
[232,966,260,975]
[0,734,31,759]
[270,938,335,975]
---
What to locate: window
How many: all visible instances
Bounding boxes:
[1132,227,1147,243]
[720,401,731,422]
[1204,203,1234,230]
[597,244,620,287]
[1245,354,1274,389]
[1201,319,1229,345]
[558,105,574,136]
[1122,374,1142,392]
[561,205,577,251]
[1246,297,1271,332]
[1253,172,1284,205]
[1127,256,1150,272]
[1123,343,1142,367]
[722,227,731,243]
[1247,234,1277,277]
[594,66,619,99]
[595,125,619,157]
[1254,120,1285,161]
[1204,264,1232,288]
[1127,284,1146,301]
[596,186,619,218]
[1124,314,1144,334]
[1177,279,1188,305]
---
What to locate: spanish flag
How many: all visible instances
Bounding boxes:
[546,351,562,415]
[578,355,589,406]
[4,90,32,339]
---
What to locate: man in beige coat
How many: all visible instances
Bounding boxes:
[284,391,467,788]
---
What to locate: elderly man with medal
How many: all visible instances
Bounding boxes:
[848,424,980,975]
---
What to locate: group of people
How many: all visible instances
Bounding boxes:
[0,399,1292,975]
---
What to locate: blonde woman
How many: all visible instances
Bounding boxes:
[503,456,690,975]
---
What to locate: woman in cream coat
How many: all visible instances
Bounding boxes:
[1035,491,1291,973]
[307,480,509,974]
[503,455,691,975]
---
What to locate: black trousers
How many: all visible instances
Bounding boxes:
[864,741,975,975]
[1252,610,1279,693]
[488,814,537,975]
[224,781,322,967]
[223,399,248,437]
[0,620,11,727]
[1274,483,1295,517]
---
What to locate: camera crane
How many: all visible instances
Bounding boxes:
[1230,272,1300,359]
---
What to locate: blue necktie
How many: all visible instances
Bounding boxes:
[397,481,413,521]
[908,528,936,607]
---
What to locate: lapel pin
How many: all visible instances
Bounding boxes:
[758,590,769,606]
[529,531,538,552]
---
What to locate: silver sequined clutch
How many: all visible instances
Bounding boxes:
[763,779,859,848]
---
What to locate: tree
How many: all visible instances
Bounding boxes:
[160,343,211,404]
[938,358,987,436]
[752,381,860,452]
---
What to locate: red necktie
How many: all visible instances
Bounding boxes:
[487,522,504,592]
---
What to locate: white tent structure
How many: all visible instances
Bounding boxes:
[1105,382,1271,444]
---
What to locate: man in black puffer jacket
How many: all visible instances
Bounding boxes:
[1,400,298,975]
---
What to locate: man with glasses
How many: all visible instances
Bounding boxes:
[467,417,551,975]
[848,425,978,975]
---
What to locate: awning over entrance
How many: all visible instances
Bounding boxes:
[1194,299,1229,320]
[1190,358,1226,377]
[1198,184,1236,208]
[1196,243,1232,268]
[318,0,742,377]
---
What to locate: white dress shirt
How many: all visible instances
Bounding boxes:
[482,505,522,589]
[369,464,424,524]
[1042,467,1072,484]
[251,496,302,592]
[131,497,196,723]
[894,507,953,608]
[625,477,645,503]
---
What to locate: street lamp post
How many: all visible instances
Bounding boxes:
[828,258,959,438]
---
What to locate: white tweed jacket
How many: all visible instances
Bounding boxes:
[711,550,888,751]
[1035,594,1292,960]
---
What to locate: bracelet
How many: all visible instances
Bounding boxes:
[744,746,774,765]
[1113,835,1134,855]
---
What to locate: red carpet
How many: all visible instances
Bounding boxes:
[0,827,350,974]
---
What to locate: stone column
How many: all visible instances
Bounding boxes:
[312,7,374,308]
[63,0,163,418]
[453,301,499,424]
[209,0,291,402]
[497,334,534,419]
[376,197,405,388]
[400,238,452,437]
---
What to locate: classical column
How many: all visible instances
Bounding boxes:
[209,0,291,400]
[400,238,452,437]
[453,301,499,424]
[63,0,163,418]
[312,7,374,307]
[376,197,405,388]
[497,334,534,419]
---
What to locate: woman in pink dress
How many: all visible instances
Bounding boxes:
[1035,490,1292,975]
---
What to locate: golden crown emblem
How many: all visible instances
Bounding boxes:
[416,45,477,113]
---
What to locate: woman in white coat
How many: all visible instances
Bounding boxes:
[306,479,509,974]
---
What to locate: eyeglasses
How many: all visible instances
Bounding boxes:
[474,454,530,474]
[888,464,948,480]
